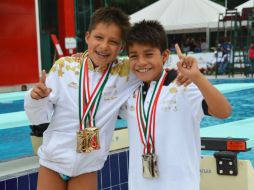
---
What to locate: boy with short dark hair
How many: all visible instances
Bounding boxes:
[120,20,231,190]
[25,7,140,190]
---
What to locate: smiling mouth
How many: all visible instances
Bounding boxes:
[136,68,152,73]
[95,50,110,58]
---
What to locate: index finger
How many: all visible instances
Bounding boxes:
[40,70,47,84]
[175,43,184,59]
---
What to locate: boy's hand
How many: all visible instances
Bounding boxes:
[31,70,52,100]
[176,72,192,86]
[165,68,191,86]
[175,44,201,80]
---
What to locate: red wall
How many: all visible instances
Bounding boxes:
[57,0,76,56]
[0,0,39,86]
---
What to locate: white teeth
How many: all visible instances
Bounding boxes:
[96,51,108,57]
[137,68,151,73]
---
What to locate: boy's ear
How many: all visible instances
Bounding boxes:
[162,49,170,63]
[85,31,90,43]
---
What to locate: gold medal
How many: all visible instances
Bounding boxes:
[136,71,167,179]
[76,127,100,153]
[142,153,158,178]
[78,56,112,153]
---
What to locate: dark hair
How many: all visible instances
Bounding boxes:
[126,20,168,53]
[88,7,130,41]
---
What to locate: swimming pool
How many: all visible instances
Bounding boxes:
[0,78,254,164]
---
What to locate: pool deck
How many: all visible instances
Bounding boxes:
[0,156,39,179]
[0,74,253,93]
[0,91,26,103]
[201,117,254,149]
[0,111,29,129]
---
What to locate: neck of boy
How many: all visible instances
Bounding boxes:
[88,56,112,71]
[155,70,164,81]
[144,70,165,86]
[89,57,99,69]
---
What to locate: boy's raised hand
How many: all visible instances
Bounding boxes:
[173,44,191,86]
[31,70,52,100]
[175,44,201,80]
[175,71,192,87]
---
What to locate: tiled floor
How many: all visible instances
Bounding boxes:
[0,150,129,190]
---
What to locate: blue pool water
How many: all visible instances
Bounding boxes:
[202,79,254,127]
[0,99,24,114]
[201,79,254,164]
[0,78,254,164]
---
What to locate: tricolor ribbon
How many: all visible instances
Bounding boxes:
[79,55,112,130]
[136,70,167,154]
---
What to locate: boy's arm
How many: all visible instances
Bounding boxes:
[186,70,231,118]
[30,70,52,100]
[24,69,58,125]
[175,44,232,119]
[24,90,54,125]
[118,102,128,120]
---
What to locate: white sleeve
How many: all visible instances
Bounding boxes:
[183,83,205,122]
[118,61,140,120]
[24,62,61,125]
[118,100,128,120]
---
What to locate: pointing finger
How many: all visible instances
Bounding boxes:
[175,44,184,60]
[40,70,47,84]
[176,61,184,73]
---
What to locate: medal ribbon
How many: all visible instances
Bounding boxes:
[136,70,167,154]
[79,55,112,130]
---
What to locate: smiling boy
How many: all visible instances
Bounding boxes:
[25,7,140,190]
[119,20,232,190]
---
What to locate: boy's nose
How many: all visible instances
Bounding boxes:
[100,40,109,49]
[137,57,147,66]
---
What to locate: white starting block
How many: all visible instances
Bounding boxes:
[200,118,254,190]
[200,155,254,190]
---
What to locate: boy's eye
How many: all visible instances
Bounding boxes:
[94,35,103,40]
[109,40,120,46]
[145,53,153,57]
[129,55,137,60]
